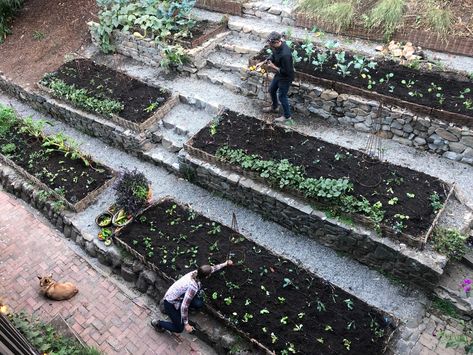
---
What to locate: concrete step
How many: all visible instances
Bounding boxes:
[217,32,263,56]
[196,68,245,94]
[161,129,188,153]
[206,50,250,73]
[161,103,214,138]
[141,145,180,173]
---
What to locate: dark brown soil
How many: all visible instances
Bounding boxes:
[254,44,473,118]
[191,110,448,238]
[0,124,112,204]
[117,199,394,355]
[42,58,171,123]
[0,0,98,87]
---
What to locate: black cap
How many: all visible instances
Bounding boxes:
[266,31,282,43]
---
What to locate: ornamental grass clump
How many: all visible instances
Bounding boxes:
[114,168,151,216]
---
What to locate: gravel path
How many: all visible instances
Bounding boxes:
[0,92,428,324]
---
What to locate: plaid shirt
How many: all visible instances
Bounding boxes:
[164,262,226,324]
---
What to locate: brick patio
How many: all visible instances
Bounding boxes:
[0,190,214,355]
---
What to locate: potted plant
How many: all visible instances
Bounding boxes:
[113,168,151,217]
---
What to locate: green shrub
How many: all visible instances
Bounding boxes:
[0,0,24,43]
[425,1,452,35]
[365,0,406,39]
[432,228,467,260]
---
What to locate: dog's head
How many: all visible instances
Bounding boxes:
[37,274,54,288]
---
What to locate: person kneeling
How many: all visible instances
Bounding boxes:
[151,260,233,333]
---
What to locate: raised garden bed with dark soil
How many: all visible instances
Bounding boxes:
[39,58,179,132]
[115,198,397,355]
[251,44,473,128]
[186,110,452,248]
[175,19,228,48]
[0,105,114,212]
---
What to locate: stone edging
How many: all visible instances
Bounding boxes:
[244,72,473,167]
[0,165,253,355]
[178,151,447,290]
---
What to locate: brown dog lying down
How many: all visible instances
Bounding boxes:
[37,274,78,301]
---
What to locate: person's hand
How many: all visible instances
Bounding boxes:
[267,62,278,71]
[226,260,233,266]
[184,323,194,333]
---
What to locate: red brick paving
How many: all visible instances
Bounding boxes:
[0,191,213,354]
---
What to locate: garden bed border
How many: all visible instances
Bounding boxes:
[114,197,399,355]
[37,80,180,133]
[294,13,473,58]
[0,149,116,213]
[184,117,453,249]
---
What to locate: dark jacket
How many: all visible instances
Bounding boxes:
[267,42,295,83]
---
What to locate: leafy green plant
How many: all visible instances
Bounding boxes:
[425,0,452,35]
[432,227,467,260]
[114,168,151,216]
[9,311,102,354]
[430,191,443,212]
[41,77,124,116]
[1,142,16,155]
[0,0,24,43]
[32,30,45,41]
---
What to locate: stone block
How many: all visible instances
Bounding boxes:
[320,89,338,101]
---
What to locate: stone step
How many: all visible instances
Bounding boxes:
[242,0,294,25]
[140,145,180,173]
[160,129,188,153]
[216,32,263,55]
[206,50,250,73]
[161,103,215,138]
[196,67,246,94]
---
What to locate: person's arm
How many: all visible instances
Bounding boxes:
[210,260,233,274]
[180,286,197,327]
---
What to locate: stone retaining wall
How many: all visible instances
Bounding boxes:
[0,74,153,157]
[0,164,252,355]
[179,151,447,290]
[242,1,295,26]
[89,22,229,73]
[245,73,473,166]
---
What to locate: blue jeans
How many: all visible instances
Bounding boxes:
[158,295,204,333]
[269,77,292,118]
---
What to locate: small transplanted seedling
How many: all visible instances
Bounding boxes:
[464,99,473,110]
[361,73,376,90]
[388,197,398,205]
[324,324,333,332]
[401,79,416,89]
[379,72,394,84]
[260,308,270,314]
[430,191,443,212]
[406,192,415,198]
[393,213,409,233]
[344,299,354,310]
[343,339,351,350]
[458,88,471,99]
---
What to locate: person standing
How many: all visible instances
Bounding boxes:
[151,260,233,333]
[256,31,295,122]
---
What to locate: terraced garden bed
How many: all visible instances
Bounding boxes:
[115,198,397,355]
[185,110,452,248]
[251,44,473,128]
[38,58,179,132]
[0,104,114,212]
